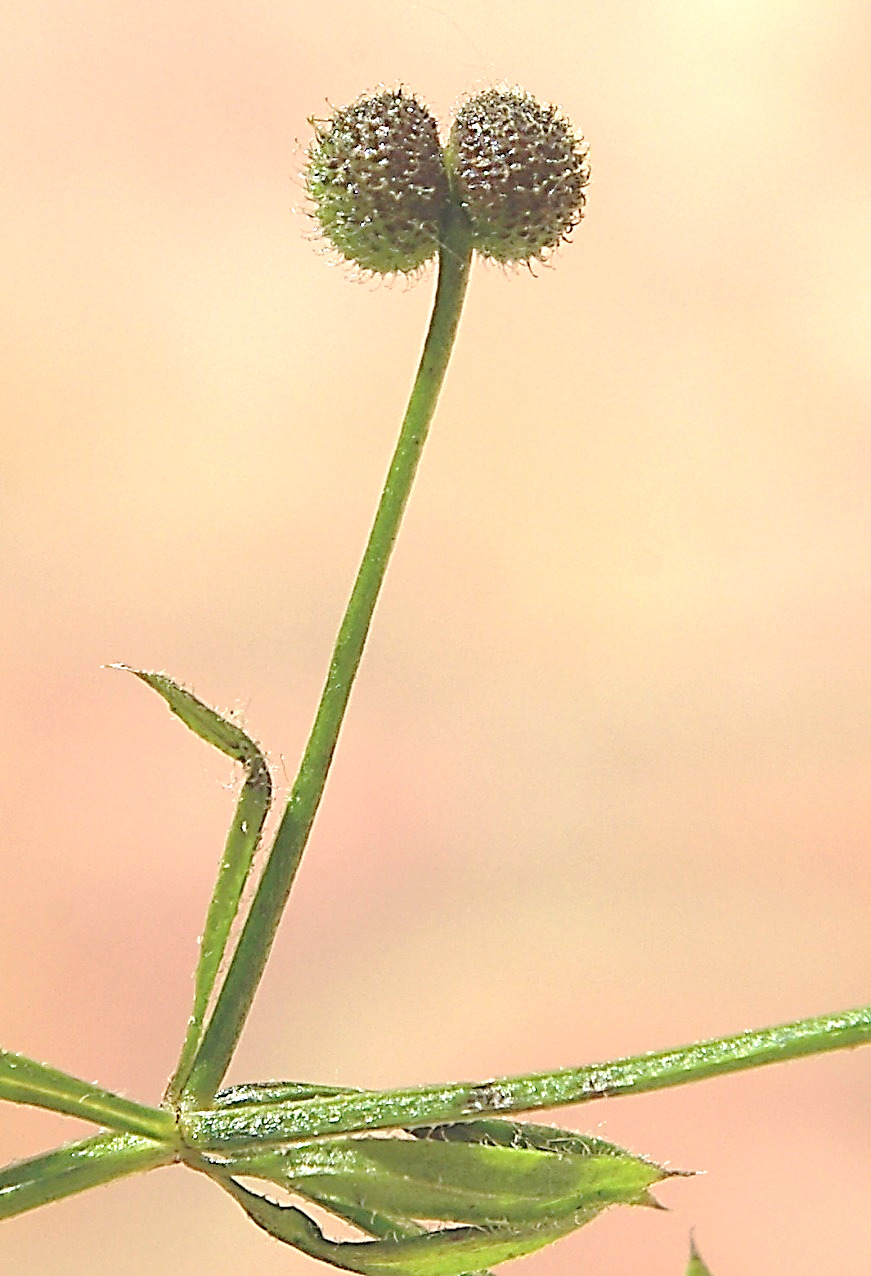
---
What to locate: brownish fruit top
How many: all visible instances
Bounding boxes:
[445,87,590,265]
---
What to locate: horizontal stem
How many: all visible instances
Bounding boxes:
[181,1003,870,1153]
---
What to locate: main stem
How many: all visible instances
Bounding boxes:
[183,208,475,1105]
[181,1003,871,1152]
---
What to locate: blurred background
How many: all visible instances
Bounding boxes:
[1,2,869,1272]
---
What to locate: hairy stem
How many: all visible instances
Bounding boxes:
[182,206,475,1105]
[181,1003,871,1151]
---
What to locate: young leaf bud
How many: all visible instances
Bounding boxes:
[445,87,590,265]
[305,88,449,275]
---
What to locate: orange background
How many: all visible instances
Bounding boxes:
[2,3,869,1273]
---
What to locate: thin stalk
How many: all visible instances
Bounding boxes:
[181,1003,871,1152]
[182,206,475,1106]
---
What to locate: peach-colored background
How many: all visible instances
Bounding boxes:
[2,2,869,1273]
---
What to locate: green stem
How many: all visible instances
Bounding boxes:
[181,1003,871,1152]
[182,206,475,1106]
[0,1050,176,1142]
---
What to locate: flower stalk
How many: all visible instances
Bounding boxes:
[180,201,475,1105]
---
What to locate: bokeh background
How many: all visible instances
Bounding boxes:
[2,2,869,1272]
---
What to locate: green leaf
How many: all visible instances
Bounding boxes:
[219,1177,594,1276]
[295,1196,492,1276]
[407,1118,630,1157]
[0,1050,174,1140]
[118,668,267,767]
[300,1192,427,1242]
[117,668,273,1101]
[214,1081,360,1108]
[209,1120,674,1275]
[242,1128,665,1225]
[686,1235,714,1275]
[0,1133,173,1220]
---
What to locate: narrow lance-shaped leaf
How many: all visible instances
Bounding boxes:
[686,1236,715,1275]
[0,1049,174,1141]
[116,668,273,1100]
[224,1122,670,1226]
[208,1098,489,1272]
[0,1133,173,1221]
[299,1192,428,1245]
[219,1180,638,1276]
[207,1119,677,1276]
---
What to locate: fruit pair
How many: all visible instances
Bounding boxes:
[305,86,590,275]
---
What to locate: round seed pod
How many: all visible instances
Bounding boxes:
[445,87,590,265]
[305,88,449,275]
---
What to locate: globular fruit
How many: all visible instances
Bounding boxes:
[305,88,450,275]
[445,87,590,265]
